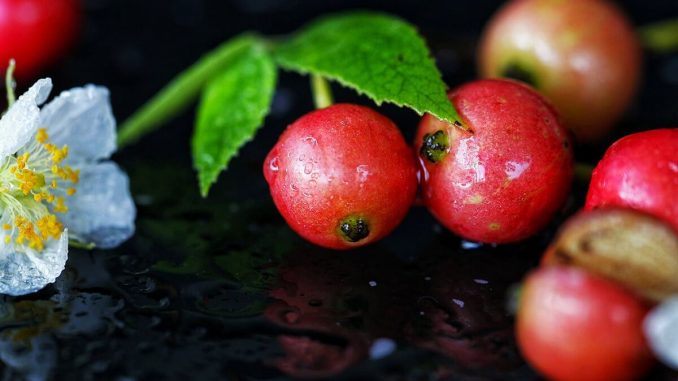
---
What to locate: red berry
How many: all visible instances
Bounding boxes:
[415,79,573,244]
[586,128,678,232]
[263,104,417,250]
[478,0,641,143]
[0,0,80,79]
[516,266,654,381]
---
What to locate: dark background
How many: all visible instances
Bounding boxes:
[1,0,677,380]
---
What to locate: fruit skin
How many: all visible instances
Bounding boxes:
[0,0,81,79]
[478,0,641,143]
[415,79,573,244]
[263,104,417,250]
[585,128,678,232]
[517,266,654,381]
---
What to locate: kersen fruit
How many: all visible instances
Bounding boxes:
[517,266,654,381]
[479,0,641,142]
[415,79,573,244]
[0,0,80,78]
[586,128,678,232]
[264,104,417,250]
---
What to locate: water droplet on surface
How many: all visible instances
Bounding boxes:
[461,240,482,250]
[304,162,313,174]
[368,281,377,287]
[473,279,489,285]
[369,338,396,359]
[452,298,465,308]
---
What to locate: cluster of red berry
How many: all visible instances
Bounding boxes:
[264,0,677,380]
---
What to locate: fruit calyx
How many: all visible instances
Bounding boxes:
[338,216,370,243]
[419,130,449,163]
[500,62,538,89]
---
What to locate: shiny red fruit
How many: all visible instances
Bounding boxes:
[586,128,678,232]
[415,79,573,244]
[517,266,654,381]
[263,104,417,250]
[0,0,80,79]
[479,0,641,143]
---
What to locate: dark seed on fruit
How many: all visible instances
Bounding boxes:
[500,62,538,88]
[420,130,449,163]
[339,217,370,242]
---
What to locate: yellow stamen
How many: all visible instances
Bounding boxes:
[54,197,68,213]
[36,128,49,144]
[2,223,11,230]
[66,187,76,196]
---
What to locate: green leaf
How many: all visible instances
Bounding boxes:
[192,41,277,197]
[274,11,462,125]
[117,34,263,147]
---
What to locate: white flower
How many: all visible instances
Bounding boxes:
[0,78,136,296]
[645,297,678,370]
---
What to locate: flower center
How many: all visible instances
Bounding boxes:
[0,128,79,251]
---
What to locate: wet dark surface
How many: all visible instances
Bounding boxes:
[1,0,678,380]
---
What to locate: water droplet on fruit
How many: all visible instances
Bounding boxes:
[304,163,313,174]
[302,136,317,146]
[356,165,369,182]
[504,160,531,180]
[268,157,279,172]
[289,184,299,197]
[455,137,485,184]
[298,154,305,161]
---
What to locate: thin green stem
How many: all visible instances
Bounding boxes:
[5,59,16,107]
[310,74,334,109]
[639,18,678,53]
[117,34,261,148]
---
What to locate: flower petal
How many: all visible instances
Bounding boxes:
[0,78,53,158]
[0,231,68,296]
[61,162,135,248]
[645,297,678,370]
[39,85,117,163]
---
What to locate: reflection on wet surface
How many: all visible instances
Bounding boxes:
[0,158,544,380]
[0,158,676,380]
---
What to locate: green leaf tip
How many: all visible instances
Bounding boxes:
[193,40,277,197]
[273,11,462,125]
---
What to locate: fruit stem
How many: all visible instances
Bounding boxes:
[575,162,594,184]
[639,18,678,53]
[116,33,262,148]
[5,59,16,107]
[311,74,334,109]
